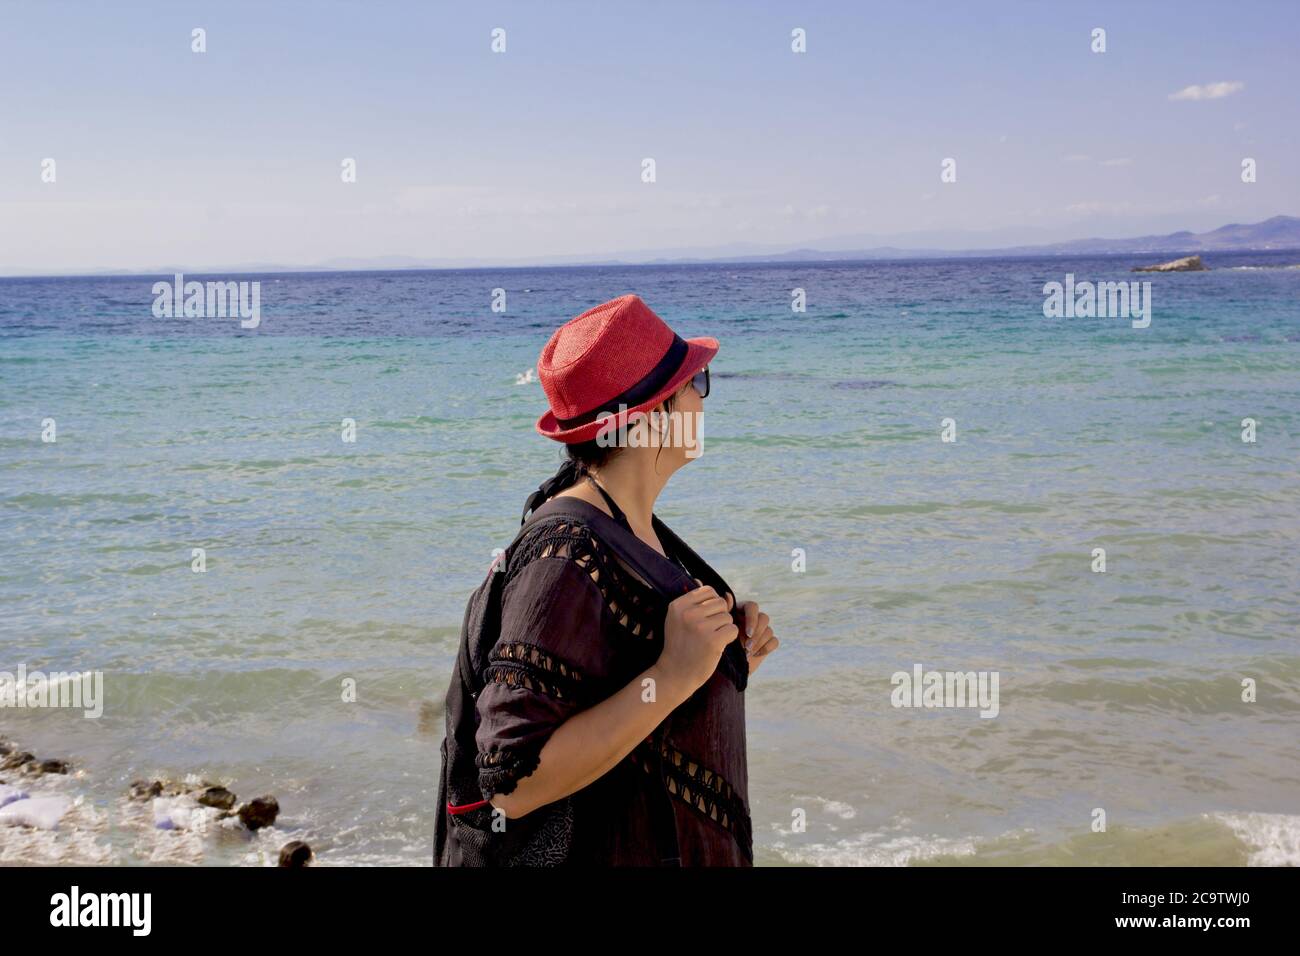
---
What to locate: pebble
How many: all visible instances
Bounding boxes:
[278,840,313,867]
[238,796,280,831]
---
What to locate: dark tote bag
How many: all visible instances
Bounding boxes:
[434,495,743,867]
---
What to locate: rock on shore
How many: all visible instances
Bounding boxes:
[1132,255,1209,272]
[128,777,281,832]
[238,796,280,830]
[278,840,314,866]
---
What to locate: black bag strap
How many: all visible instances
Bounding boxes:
[652,515,733,602]
[522,495,746,690]
[517,495,745,694]
[654,516,748,696]
[520,458,701,595]
[525,496,696,599]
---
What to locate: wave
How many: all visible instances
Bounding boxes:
[1214,812,1300,866]
[766,813,1300,866]
[767,830,979,866]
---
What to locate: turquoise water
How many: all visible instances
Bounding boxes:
[2,254,1299,864]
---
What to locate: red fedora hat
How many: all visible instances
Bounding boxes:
[535,294,718,444]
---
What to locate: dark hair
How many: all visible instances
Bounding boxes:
[523,389,684,524]
[563,390,679,473]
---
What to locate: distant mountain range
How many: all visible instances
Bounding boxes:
[7,216,1300,277]
[627,215,1300,264]
[913,215,1300,259]
[287,215,1300,270]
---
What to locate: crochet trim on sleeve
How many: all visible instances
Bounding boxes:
[482,640,586,702]
[476,745,543,799]
[508,517,664,643]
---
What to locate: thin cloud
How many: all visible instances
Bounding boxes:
[1065,200,1133,216]
[1169,80,1245,101]
[1062,155,1130,167]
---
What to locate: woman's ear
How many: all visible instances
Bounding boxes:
[649,402,669,435]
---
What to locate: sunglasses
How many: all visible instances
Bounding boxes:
[690,365,710,398]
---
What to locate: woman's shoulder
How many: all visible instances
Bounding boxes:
[509,507,604,569]
[504,506,661,641]
[500,509,615,603]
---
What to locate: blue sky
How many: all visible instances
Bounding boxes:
[1,0,1297,272]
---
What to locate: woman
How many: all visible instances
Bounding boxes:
[450,294,779,867]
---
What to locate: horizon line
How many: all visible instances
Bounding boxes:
[4,213,1296,281]
[5,246,1300,283]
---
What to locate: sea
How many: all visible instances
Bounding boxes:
[2,251,1298,865]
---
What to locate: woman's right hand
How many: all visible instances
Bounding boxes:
[657,580,740,692]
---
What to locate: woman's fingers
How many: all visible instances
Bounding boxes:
[692,579,735,611]
[685,580,725,610]
[742,601,759,638]
[697,599,734,624]
[687,580,720,603]
[712,616,743,639]
[748,627,778,658]
[688,580,744,640]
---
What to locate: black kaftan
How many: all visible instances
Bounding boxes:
[461,492,752,866]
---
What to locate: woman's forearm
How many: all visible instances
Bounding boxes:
[488,661,693,819]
